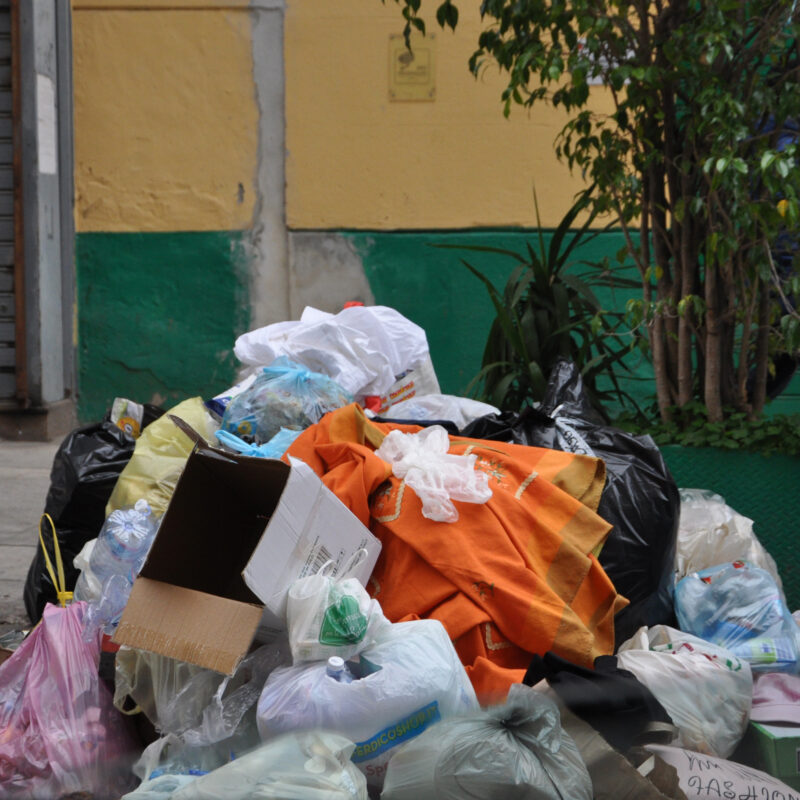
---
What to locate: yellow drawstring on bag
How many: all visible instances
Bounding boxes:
[38,513,73,607]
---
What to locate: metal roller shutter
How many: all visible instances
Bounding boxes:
[0,0,14,400]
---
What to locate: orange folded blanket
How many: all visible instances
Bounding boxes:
[286,404,627,702]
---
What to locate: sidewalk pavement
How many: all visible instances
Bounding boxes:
[0,438,59,635]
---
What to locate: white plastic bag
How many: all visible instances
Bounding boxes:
[257,619,479,789]
[676,488,782,586]
[234,305,431,399]
[384,393,500,429]
[616,625,752,758]
[169,731,367,800]
[381,683,592,800]
[287,551,391,664]
[73,538,102,604]
[645,744,800,800]
[122,773,197,800]
[374,425,492,522]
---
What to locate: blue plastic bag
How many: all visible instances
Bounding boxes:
[675,561,799,673]
[221,357,352,444]
[215,427,302,459]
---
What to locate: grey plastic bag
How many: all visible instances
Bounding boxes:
[381,684,592,800]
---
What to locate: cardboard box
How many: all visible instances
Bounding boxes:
[114,420,381,675]
[743,721,800,791]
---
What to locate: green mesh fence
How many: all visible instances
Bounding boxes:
[661,445,800,612]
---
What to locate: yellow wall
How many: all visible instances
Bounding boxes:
[285,0,614,230]
[72,1,258,233]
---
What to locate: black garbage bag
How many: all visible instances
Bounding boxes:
[23,404,164,624]
[462,360,679,645]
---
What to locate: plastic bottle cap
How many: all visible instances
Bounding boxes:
[327,656,345,671]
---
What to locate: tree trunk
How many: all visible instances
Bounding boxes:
[641,184,673,422]
[704,261,724,422]
[677,180,696,406]
[736,292,755,411]
[751,279,771,416]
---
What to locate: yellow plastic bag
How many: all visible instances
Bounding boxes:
[106,397,218,518]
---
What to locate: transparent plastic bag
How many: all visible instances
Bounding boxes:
[675,561,799,673]
[676,489,782,586]
[128,645,286,787]
[134,722,261,785]
[616,625,752,757]
[0,602,138,799]
[167,731,367,800]
[374,425,492,522]
[221,357,352,444]
[287,550,391,664]
[382,684,592,800]
[115,639,290,741]
[257,619,479,789]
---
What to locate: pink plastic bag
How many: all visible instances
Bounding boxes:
[0,602,138,799]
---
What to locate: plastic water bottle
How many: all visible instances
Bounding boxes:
[326,656,354,684]
[90,499,158,583]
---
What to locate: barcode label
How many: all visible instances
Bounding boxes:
[297,545,335,579]
[311,545,333,573]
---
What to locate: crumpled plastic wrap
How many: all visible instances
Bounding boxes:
[381,683,592,800]
[374,425,492,522]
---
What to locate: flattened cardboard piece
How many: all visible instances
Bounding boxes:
[115,419,381,674]
[115,577,263,676]
[0,647,12,666]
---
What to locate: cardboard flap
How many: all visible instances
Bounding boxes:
[243,457,382,616]
[167,414,208,447]
[114,577,263,675]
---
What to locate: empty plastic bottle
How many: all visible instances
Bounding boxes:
[75,499,160,636]
[89,499,159,584]
[326,656,354,684]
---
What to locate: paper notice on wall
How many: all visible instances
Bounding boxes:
[36,74,58,175]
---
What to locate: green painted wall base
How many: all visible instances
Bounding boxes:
[345,229,800,417]
[345,229,651,411]
[76,231,250,423]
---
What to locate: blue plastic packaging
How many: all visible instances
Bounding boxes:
[215,427,302,459]
[675,561,799,673]
[221,357,352,445]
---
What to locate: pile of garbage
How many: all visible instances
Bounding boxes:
[3,302,800,799]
